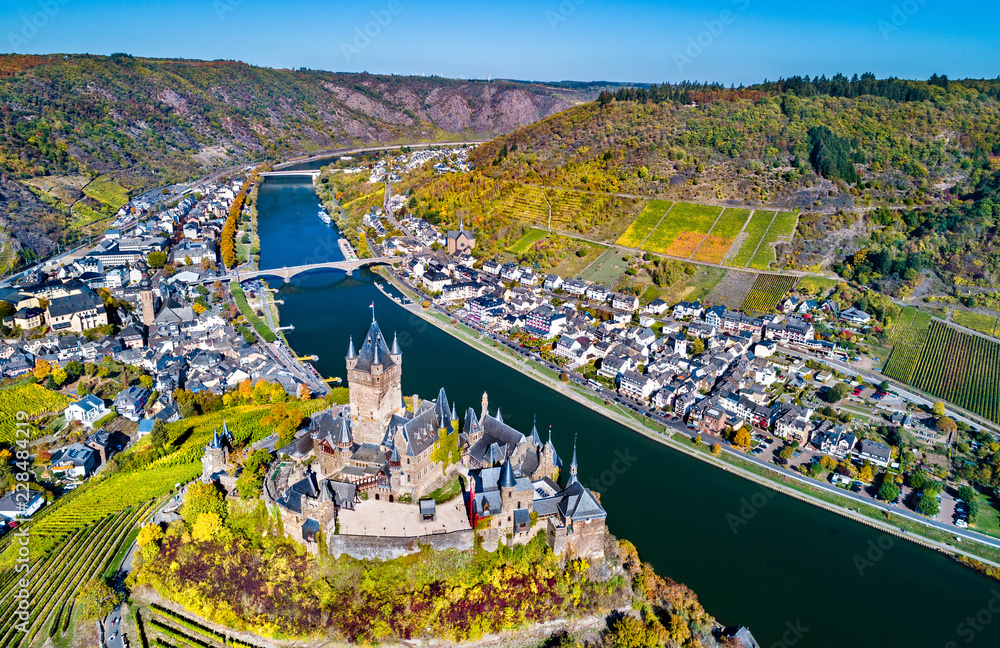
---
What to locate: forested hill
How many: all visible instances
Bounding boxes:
[453,76,1000,289]
[0,53,605,260]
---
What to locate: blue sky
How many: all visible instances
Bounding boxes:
[2,0,997,83]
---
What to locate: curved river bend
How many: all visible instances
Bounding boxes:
[257,175,1000,648]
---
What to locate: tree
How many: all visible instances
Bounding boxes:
[181,482,226,526]
[908,470,928,490]
[857,461,874,482]
[778,446,795,461]
[191,511,228,543]
[33,358,51,380]
[688,338,705,356]
[139,374,155,390]
[0,300,14,319]
[937,416,957,434]
[51,367,67,387]
[149,419,169,449]
[137,522,164,561]
[235,448,272,498]
[917,490,940,517]
[237,378,252,401]
[732,428,752,449]
[957,485,981,519]
[819,456,838,471]
[297,383,311,401]
[827,382,851,403]
[878,380,890,393]
[75,578,120,621]
[878,480,900,502]
[933,401,947,417]
[710,443,722,456]
[147,251,167,268]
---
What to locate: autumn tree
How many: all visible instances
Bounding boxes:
[137,522,164,562]
[51,367,67,387]
[933,401,947,417]
[732,428,752,449]
[33,358,51,380]
[181,482,227,527]
[192,512,229,543]
[149,419,169,448]
[297,383,311,401]
[857,461,874,482]
[937,416,958,434]
[710,443,722,456]
[75,578,120,621]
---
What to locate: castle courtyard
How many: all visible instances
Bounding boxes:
[337,495,472,537]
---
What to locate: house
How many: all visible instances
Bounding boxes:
[645,299,668,315]
[113,386,151,421]
[840,307,872,325]
[696,405,727,436]
[468,295,506,322]
[50,442,98,478]
[812,424,855,457]
[63,394,109,428]
[673,301,703,319]
[619,370,656,401]
[7,306,44,330]
[524,305,567,338]
[421,270,452,293]
[45,291,109,334]
[774,405,812,444]
[481,260,501,276]
[599,354,632,380]
[858,439,892,467]
[585,284,610,303]
[611,292,640,312]
[543,274,564,291]
[563,279,587,296]
[499,262,523,282]
[0,490,44,519]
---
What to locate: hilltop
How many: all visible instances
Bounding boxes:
[0,53,608,261]
[392,76,1000,295]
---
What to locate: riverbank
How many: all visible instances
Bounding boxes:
[375,268,1000,572]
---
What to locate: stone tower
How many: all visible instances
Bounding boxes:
[346,317,404,446]
[201,427,229,482]
[139,278,155,327]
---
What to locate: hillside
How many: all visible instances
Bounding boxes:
[396,77,1000,294]
[0,53,606,262]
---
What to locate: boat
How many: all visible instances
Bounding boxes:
[318,209,332,224]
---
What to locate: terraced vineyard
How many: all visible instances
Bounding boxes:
[0,501,157,647]
[726,210,775,268]
[497,185,550,227]
[882,307,933,384]
[740,274,799,313]
[615,200,671,248]
[82,176,130,211]
[909,321,1000,424]
[692,208,751,263]
[0,383,72,443]
[145,603,264,648]
[749,211,799,270]
[642,202,722,257]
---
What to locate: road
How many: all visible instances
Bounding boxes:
[101,606,126,648]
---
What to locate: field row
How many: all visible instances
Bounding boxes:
[883,307,933,384]
[748,211,799,270]
[740,274,799,313]
[952,309,999,337]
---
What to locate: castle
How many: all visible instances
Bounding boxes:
[244,314,608,559]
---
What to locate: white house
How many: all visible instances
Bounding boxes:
[0,490,44,519]
[64,395,109,428]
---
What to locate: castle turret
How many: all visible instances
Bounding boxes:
[346,336,358,369]
[499,458,516,504]
[567,436,578,486]
[390,332,402,364]
[481,392,488,420]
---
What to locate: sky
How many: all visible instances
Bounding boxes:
[1,0,998,84]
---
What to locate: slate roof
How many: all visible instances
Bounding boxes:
[354,319,396,372]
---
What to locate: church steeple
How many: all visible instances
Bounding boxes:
[568,436,578,486]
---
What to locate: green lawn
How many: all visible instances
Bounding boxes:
[507,228,549,254]
[749,211,798,270]
[797,275,840,295]
[707,208,752,239]
[727,210,775,267]
[426,477,463,504]
[615,200,672,248]
[642,202,722,257]
[659,266,728,304]
[971,495,1000,538]
[579,248,632,285]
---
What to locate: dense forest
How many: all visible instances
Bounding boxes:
[0,53,607,260]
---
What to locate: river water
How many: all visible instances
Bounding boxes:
[256,175,1000,648]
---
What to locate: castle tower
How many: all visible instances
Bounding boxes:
[346,317,404,446]
[567,436,578,486]
[481,392,488,420]
[139,278,155,327]
[201,428,229,482]
[499,458,516,506]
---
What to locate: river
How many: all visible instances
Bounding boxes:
[256,175,1000,648]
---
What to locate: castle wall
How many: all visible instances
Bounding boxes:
[548,517,606,561]
[327,529,475,560]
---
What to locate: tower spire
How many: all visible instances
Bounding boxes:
[568,435,578,485]
[347,336,357,360]
[391,331,402,355]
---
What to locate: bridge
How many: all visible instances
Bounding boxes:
[258,170,321,179]
[230,256,403,282]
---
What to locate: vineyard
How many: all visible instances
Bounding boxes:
[615,200,671,248]
[882,307,933,384]
[909,321,1000,424]
[144,603,264,648]
[740,274,799,313]
[0,382,72,443]
[496,185,549,227]
[726,210,775,268]
[507,228,549,255]
[749,211,799,270]
[642,202,722,257]
[82,176,130,211]
[952,310,999,337]
[0,500,158,648]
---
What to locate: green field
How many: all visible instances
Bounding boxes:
[508,228,549,254]
[643,202,722,257]
[83,177,129,210]
[615,200,671,248]
[796,275,840,295]
[740,274,799,313]
[952,310,998,337]
[579,248,633,285]
[727,210,775,268]
[749,211,798,270]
